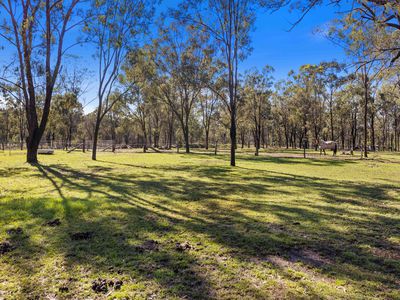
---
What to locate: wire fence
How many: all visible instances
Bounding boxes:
[0,140,226,153]
[1,139,395,157]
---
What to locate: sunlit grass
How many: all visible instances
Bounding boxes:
[0,150,399,299]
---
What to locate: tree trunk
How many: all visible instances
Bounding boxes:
[241,131,245,148]
[230,104,236,166]
[184,127,190,153]
[19,119,25,151]
[255,137,260,156]
[364,74,368,158]
[92,117,101,160]
[168,126,173,149]
[111,123,116,153]
[26,137,39,164]
[142,124,147,153]
[330,93,334,141]
[255,123,261,156]
[395,117,398,151]
[371,112,375,151]
[205,130,209,150]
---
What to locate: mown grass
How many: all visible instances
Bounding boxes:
[0,150,399,299]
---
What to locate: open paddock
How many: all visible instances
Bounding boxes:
[0,150,399,299]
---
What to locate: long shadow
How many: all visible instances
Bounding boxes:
[9,164,215,299]
[0,167,30,177]
[2,159,399,298]
[37,163,400,275]
[184,151,358,166]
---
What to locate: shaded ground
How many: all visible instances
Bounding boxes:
[0,150,399,299]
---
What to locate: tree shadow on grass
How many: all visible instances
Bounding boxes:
[1,160,399,298]
[186,152,358,167]
[0,167,31,177]
[1,170,215,299]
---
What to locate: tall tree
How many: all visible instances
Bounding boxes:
[328,16,383,157]
[123,47,159,152]
[243,66,274,156]
[154,22,214,153]
[86,0,155,160]
[0,0,81,163]
[198,90,219,150]
[48,93,83,148]
[174,0,265,165]
[319,61,347,141]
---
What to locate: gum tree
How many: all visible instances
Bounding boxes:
[86,0,155,160]
[0,0,81,163]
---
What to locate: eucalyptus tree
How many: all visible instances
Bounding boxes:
[86,0,156,160]
[154,22,214,153]
[334,87,354,149]
[271,80,293,149]
[377,78,400,151]
[198,90,220,150]
[0,95,9,148]
[327,18,384,156]
[341,83,363,151]
[173,0,268,165]
[0,0,82,163]
[276,0,400,60]
[123,46,178,149]
[48,93,83,148]
[376,86,394,150]
[338,0,400,66]
[45,67,87,148]
[105,96,129,151]
[319,61,347,141]
[123,46,161,151]
[287,66,322,148]
[0,83,25,149]
[243,66,274,156]
[132,90,150,151]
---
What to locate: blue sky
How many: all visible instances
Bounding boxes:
[0,1,347,112]
[248,4,346,79]
[159,0,347,79]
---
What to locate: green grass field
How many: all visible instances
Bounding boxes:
[0,150,399,299]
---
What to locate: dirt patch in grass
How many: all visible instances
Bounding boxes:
[58,286,69,293]
[44,219,61,227]
[70,231,94,241]
[135,239,160,252]
[175,241,192,251]
[91,278,123,293]
[288,249,334,268]
[368,246,400,260]
[266,254,335,283]
[6,227,23,235]
[0,241,14,254]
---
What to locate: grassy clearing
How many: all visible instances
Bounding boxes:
[0,150,399,299]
